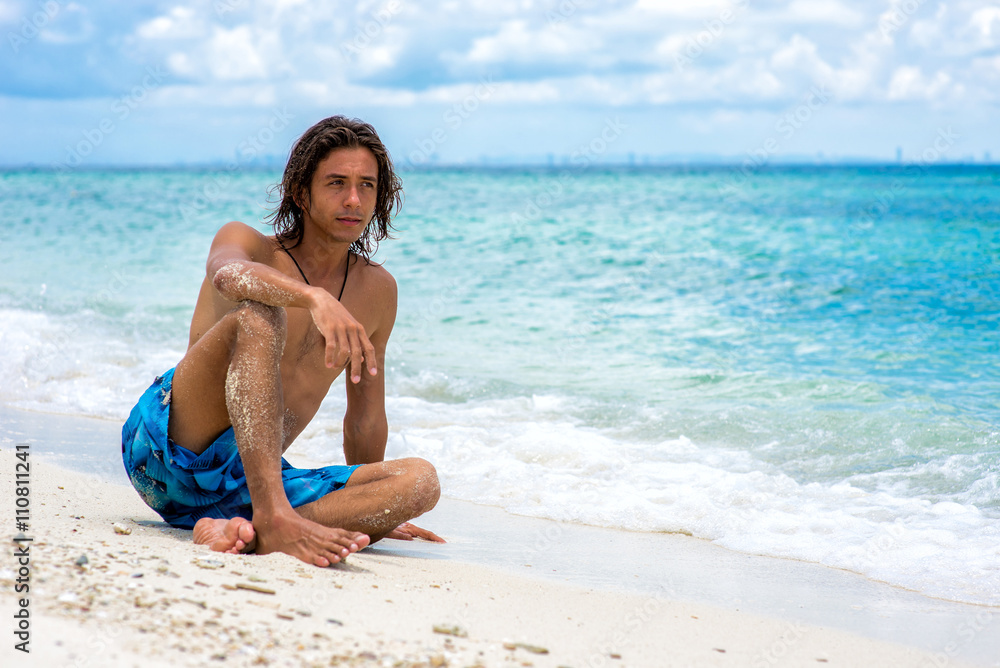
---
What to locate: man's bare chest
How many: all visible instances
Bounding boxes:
[282,307,334,377]
[279,301,376,383]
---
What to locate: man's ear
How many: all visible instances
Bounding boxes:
[293,186,309,212]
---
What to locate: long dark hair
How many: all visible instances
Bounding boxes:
[267,116,403,260]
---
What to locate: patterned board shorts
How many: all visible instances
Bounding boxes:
[121,367,359,529]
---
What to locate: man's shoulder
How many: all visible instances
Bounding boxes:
[216,220,266,239]
[211,221,275,256]
[350,257,397,333]
[352,257,397,296]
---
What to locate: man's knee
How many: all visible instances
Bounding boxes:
[232,301,286,349]
[406,458,440,514]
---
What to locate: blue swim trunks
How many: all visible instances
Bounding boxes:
[121,368,360,529]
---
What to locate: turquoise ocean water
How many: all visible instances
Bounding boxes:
[1,165,998,606]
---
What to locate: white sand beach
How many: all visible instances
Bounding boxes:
[1,408,997,668]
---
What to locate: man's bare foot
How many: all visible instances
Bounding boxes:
[254,510,370,567]
[386,522,446,543]
[193,517,257,554]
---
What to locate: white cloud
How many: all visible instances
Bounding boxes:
[356,42,402,76]
[909,9,947,50]
[651,33,691,64]
[886,65,955,101]
[770,34,836,82]
[487,78,562,104]
[204,25,270,80]
[908,3,1000,56]
[633,0,736,17]
[8,0,1000,118]
[968,5,1000,45]
[145,82,277,108]
[464,20,599,64]
[152,19,277,82]
[107,0,1000,111]
[271,0,309,9]
[98,0,996,113]
[783,0,866,27]
[136,6,204,40]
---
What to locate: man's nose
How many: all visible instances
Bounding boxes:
[345,185,361,207]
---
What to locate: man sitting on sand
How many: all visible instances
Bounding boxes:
[121,116,442,567]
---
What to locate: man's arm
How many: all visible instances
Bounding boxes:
[208,221,376,380]
[341,270,445,543]
[208,221,315,308]
[343,268,396,465]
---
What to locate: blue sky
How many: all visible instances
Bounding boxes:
[2,0,998,167]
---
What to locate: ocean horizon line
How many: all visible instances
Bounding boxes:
[2,159,999,173]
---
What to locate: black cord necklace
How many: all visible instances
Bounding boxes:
[279,245,350,301]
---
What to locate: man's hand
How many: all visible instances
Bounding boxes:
[308,288,378,383]
[386,522,446,543]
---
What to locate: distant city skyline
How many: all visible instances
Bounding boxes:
[2,1,998,168]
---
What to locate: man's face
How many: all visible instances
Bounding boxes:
[300,146,379,245]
